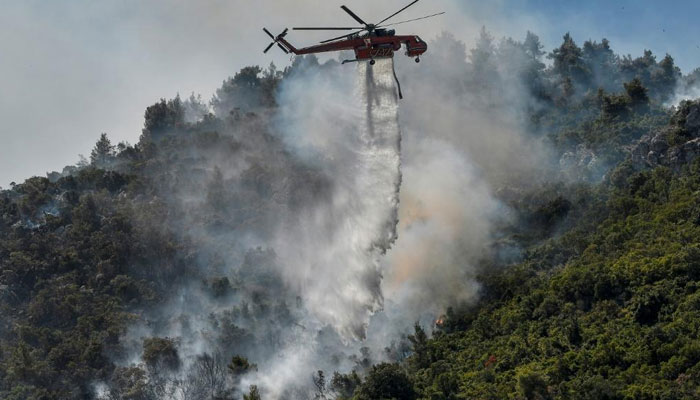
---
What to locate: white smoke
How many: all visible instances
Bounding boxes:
[667,83,700,107]
[104,31,552,399]
[102,58,405,400]
[382,139,498,314]
[232,59,404,398]
[273,59,402,341]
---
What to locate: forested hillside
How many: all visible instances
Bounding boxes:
[401,147,700,399]
[2,30,700,400]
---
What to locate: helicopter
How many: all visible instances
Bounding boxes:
[263,0,444,66]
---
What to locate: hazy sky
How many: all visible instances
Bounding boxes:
[1,0,698,187]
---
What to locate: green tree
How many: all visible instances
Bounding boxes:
[651,54,681,101]
[549,33,590,90]
[624,78,649,107]
[469,26,499,93]
[243,385,262,400]
[142,337,180,372]
[582,38,619,90]
[330,371,360,399]
[354,363,416,400]
[212,65,265,115]
[90,133,115,167]
[408,323,429,370]
[516,370,549,400]
[523,31,545,61]
[228,355,256,377]
[142,96,185,140]
[105,367,152,400]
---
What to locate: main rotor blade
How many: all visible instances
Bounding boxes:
[379,12,446,28]
[293,27,361,30]
[377,0,420,26]
[277,43,289,54]
[263,28,275,40]
[319,29,366,44]
[264,42,275,54]
[340,5,367,26]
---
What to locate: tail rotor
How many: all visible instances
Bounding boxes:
[263,28,290,54]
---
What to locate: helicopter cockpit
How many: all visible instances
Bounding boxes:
[350,28,396,40]
[373,28,396,37]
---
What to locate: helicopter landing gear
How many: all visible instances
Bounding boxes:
[415,57,420,63]
[369,59,376,65]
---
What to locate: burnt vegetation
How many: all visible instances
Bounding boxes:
[2,29,700,399]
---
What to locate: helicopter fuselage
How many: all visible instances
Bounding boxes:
[278,34,427,62]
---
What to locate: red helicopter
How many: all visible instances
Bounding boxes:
[263,0,444,66]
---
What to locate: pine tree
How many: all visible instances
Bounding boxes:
[469,26,499,95]
[243,385,262,400]
[523,31,545,61]
[470,26,496,76]
[549,33,590,87]
[90,133,115,167]
[624,78,649,106]
[653,54,681,101]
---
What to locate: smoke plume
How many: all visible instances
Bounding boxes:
[273,58,402,340]
[101,27,556,399]
[103,58,406,399]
